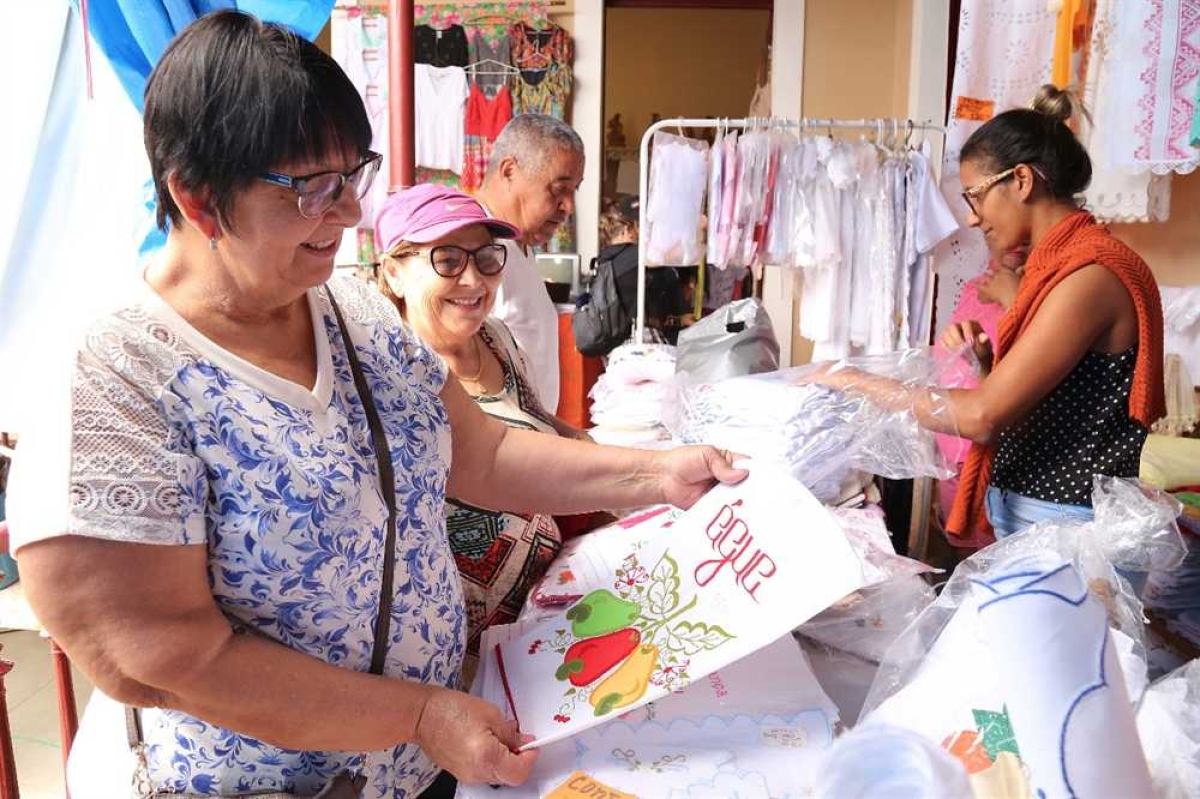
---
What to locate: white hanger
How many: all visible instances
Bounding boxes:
[466,58,519,76]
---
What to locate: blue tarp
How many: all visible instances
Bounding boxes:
[73,0,336,255]
[80,0,336,111]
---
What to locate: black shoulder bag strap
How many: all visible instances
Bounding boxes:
[328,291,399,676]
[125,289,397,796]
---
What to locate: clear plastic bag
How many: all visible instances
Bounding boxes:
[665,346,957,501]
[645,131,708,266]
[798,575,936,664]
[832,504,939,585]
[797,504,938,663]
[859,476,1179,730]
[1091,475,1185,573]
[1136,659,1200,799]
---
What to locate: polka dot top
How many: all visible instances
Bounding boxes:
[990,347,1148,507]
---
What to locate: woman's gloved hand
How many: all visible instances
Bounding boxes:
[940,320,994,373]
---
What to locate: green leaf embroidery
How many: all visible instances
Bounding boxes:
[664,621,735,655]
[972,707,1020,760]
[645,553,681,620]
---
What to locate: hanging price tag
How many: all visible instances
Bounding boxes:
[954,96,996,122]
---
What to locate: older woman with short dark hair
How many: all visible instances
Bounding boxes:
[5,11,742,798]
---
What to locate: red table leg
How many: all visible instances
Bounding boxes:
[50,641,77,798]
[0,647,19,799]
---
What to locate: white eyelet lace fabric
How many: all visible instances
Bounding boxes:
[934,0,1059,334]
[16,276,464,798]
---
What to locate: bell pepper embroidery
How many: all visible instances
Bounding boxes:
[553,550,736,720]
[556,628,642,686]
[566,589,642,638]
[590,643,660,716]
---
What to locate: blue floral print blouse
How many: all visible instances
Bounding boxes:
[12,276,464,797]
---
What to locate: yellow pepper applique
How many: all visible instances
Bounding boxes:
[588,643,659,716]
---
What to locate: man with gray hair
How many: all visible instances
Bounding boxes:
[476,114,585,412]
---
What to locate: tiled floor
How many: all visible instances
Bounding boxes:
[1,629,93,799]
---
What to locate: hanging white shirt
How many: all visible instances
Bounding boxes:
[414,64,467,174]
[491,237,561,411]
[903,148,959,347]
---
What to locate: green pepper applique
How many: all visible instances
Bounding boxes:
[565,589,641,638]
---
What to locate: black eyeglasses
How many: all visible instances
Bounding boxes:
[259,151,383,218]
[394,243,508,278]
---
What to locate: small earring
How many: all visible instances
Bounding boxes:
[209,236,218,251]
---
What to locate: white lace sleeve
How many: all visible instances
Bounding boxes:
[70,313,210,545]
[8,310,209,550]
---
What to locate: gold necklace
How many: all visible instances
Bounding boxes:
[452,335,485,384]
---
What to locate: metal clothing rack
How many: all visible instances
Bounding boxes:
[634,116,948,341]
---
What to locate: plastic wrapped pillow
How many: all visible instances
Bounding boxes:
[856,478,1181,784]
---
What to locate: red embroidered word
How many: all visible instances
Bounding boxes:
[708,671,728,699]
[693,499,777,602]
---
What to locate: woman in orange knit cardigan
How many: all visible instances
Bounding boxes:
[811,85,1165,549]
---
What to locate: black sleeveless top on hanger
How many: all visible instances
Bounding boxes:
[414,24,469,68]
[990,347,1149,507]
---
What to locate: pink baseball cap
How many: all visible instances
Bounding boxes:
[374,184,519,254]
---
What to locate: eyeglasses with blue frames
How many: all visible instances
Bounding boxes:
[259,151,383,219]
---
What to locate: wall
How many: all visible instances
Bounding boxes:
[791,0,917,365]
[1112,171,1200,288]
[762,0,806,367]
[800,0,912,121]
[571,0,603,266]
[603,7,771,147]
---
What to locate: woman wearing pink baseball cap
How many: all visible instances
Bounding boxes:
[375,185,590,691]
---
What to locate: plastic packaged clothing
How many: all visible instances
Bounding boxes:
[729,132,771,268]
[764,138,801,266]
[705,128,724,266]
[645,131,708,266]
[849,143,880,347]
[666,347,957,501]
[713,131,740,269]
